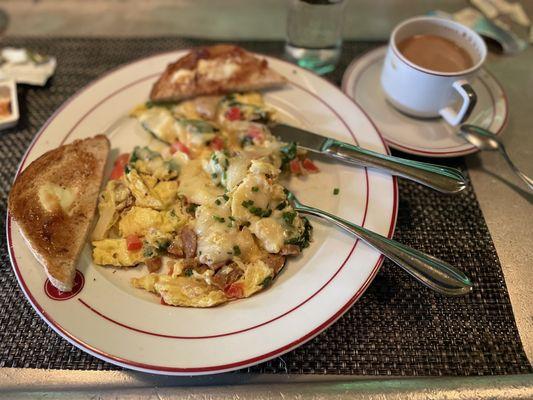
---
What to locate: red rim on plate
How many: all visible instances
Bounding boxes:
[7,50,398,374]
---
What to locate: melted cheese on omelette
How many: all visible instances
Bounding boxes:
[91,92,315,307]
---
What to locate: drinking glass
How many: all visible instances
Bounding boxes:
[285,0,346,74]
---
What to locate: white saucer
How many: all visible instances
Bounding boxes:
[342,46,508,157]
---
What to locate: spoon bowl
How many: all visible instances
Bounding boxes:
[459,124,500,150]
[459,124,533,191]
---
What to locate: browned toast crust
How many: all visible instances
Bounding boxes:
[8,135,110,291]
[150,44,286,102]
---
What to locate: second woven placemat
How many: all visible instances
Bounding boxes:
[0,37,530,375]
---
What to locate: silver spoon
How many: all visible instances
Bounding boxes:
[287,191,473,296]
[459,124,533,191]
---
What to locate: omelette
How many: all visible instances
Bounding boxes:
[91,92,318,307]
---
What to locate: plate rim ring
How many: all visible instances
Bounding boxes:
[6,49,399,374]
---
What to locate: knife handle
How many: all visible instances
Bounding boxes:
[323,140,466,193]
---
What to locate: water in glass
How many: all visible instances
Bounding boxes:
[285,0,346,74]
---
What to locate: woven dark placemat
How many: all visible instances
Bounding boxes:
[0,37,530,376]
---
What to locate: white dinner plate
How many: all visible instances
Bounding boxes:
[7,50,398,375]
[342,46,508,158]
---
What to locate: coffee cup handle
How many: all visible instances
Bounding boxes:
[439,80,477,126]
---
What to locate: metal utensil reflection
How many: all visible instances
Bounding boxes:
[286,190,472,296]
[459,124,533,191]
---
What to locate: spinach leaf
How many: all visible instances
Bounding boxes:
[179,119,217,134]
[280,142,297,167]
[285,217,312,250]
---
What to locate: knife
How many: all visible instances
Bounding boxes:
[270,123,466,194]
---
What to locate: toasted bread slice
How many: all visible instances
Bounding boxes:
[150,44,286,102]
[8,135,110,291]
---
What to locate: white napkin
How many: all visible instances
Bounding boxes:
[0,48,57,86]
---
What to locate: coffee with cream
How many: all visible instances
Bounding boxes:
[397,34,473,73]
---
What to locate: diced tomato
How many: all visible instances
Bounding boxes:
[110,166,123,180]
[126,234,143,251]
[210,136,225,151]
[170,141,190,155]
[224,282,244,299]
[116,153,130,165]
[289,159,302,174]
[226,107,242,121]
[302,158,320,173]
[110,153,130,180]
[247,125,264,141]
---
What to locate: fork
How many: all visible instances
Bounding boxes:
[287,191,472,296]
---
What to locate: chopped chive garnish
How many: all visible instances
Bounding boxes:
[242,200,254,208]
[211,172,218,179]
[213,215,225,223]
[248,206,271,218]
[233,245,241,256]
[223,194,229,201]
[215,199,221,205]
[252,186,259,192]
[333,188,340,195]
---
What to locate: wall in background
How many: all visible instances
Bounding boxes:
[2,0,467,38]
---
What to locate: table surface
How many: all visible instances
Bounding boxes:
[0,0,531,398]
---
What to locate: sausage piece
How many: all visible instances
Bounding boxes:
[181,227,197,259]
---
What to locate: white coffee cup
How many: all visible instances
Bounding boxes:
[381,16,487,126]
